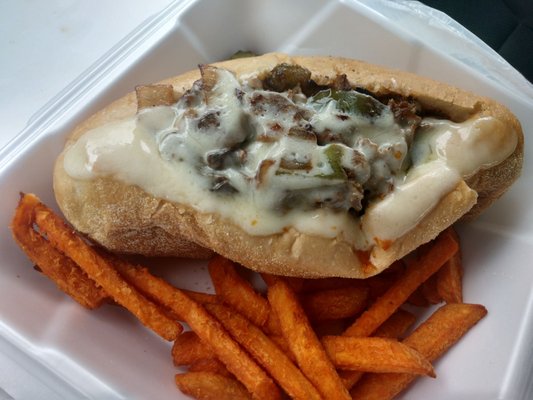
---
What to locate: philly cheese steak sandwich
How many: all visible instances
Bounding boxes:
[53,53,523,278]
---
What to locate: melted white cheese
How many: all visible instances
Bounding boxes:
[362,117,518,241]
[63,68,518,250]
[362,162,460,241]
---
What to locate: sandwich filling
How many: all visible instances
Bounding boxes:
[63,64,517,250]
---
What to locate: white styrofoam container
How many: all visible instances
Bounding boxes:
[1,0,532,399]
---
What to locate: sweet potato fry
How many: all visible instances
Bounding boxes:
[421,274,443,304]
[301,286,369,322]
[207,303,321,400]
[322,336,435,376]
[33,204,182,341]
[313,319,350,338]
[338,310,416,390]
[175,372,251,400]
[350,303,487,400]
[268,334,296,362]
[373,309,417,339]
[299,277,357,293]
[188,358,231,378]
[364,260,406,300]
[111,260,281,400]
[264,310,283,336]
[11,193,108,309]
[181,289,219,305]
[172,331,215,366]
[261,273,305,293]
[208,256,271,328]
[338,370,363,391]
[344,229,458,337]
[403,304,487,364]
[436,250,463,303]
[268,280,351,400]
[135,84,176,111]
[407,286,430,307]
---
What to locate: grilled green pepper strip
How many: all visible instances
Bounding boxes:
[319,144,346,180]
[311,89,385,117]
[275,144,347,180]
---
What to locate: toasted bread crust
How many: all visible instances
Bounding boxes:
[53,53,524,277]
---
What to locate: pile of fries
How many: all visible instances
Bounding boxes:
[11,193,487,400]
